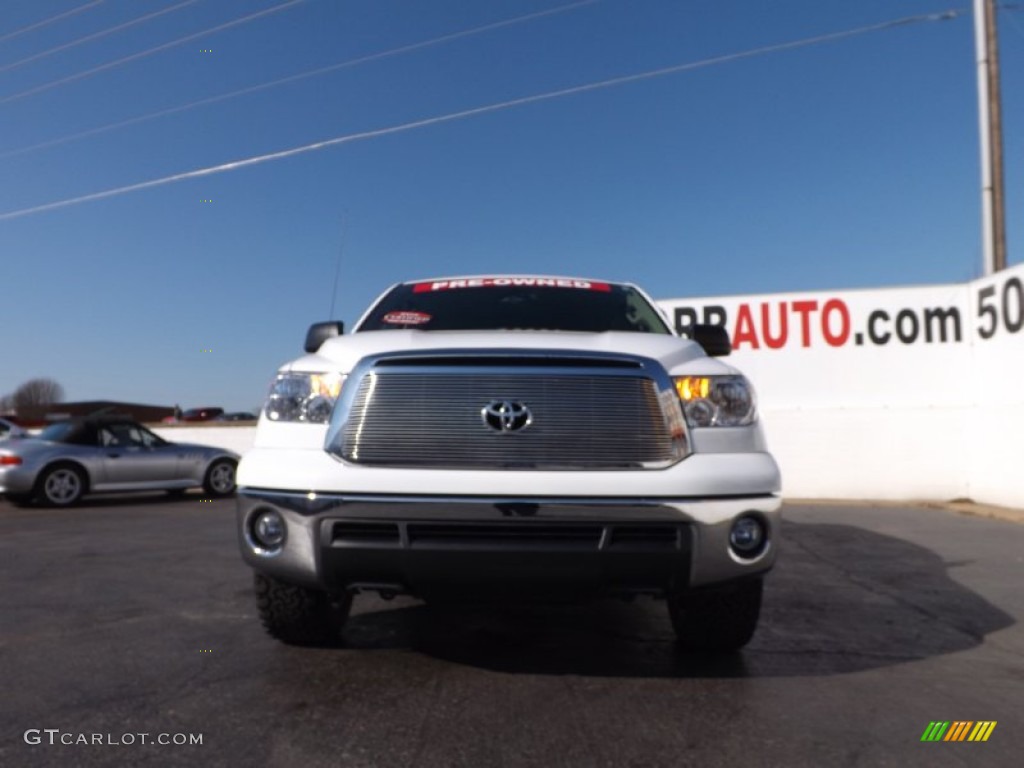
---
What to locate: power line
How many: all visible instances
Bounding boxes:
[0,1,104,45]
[0,0,305,106]
[0,0,599,160]
[0,8,967,222]
[0,0,203,77]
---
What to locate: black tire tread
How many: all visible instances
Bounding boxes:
[669,578,763,652]
[254,573,351,646]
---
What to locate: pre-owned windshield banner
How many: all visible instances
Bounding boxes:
[413,278,611,292]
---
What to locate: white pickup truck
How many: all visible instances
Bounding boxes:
[237,276,781,651]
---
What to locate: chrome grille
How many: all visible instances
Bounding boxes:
[337,369,683,469]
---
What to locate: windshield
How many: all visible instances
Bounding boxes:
[357,278,671,334]
[37,422,86,443]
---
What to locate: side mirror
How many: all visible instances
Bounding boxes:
[690,323,732,357]
[304,321,344,353]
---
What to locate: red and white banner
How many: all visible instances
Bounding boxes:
[413,277,610,292]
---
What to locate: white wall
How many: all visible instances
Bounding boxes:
[965,267,1024,506]
[152,426,256,458]
[660,264,1024,509]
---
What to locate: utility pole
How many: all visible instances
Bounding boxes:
[974,0,1008,273]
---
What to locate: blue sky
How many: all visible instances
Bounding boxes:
[1,0,1021,412]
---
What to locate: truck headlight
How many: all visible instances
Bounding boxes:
[673,375,757,427]
[264,372,345,424]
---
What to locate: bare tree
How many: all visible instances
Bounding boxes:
[0,393,12,414]
[11,378,65,411]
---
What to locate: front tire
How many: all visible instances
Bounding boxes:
[668,578,763,652]
[254,573,352,646]
[202,458,236,497]
[35,464,86,507]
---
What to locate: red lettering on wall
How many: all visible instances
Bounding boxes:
[791,300,819,347]
[821,299,851,346]
[733,304,760,349]
[761,302,788,349]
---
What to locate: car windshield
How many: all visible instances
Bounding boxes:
[357,279,671,334]
[37,422,78,442]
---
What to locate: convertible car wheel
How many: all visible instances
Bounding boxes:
[203,458,237,497]
[36,464,86,507]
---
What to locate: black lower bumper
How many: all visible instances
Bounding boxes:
[320,518,692,599]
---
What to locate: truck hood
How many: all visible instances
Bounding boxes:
[283,330,738,376]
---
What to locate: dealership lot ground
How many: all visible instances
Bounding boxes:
[1,497,1021,768]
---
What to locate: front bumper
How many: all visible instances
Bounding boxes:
[237,490,781,598]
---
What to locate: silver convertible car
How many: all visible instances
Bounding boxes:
[0,416,238,506]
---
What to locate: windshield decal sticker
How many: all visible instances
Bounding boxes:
[413,278,611,293]
[382,310,433,326]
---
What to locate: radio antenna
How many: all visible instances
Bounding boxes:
[328,213,347,318]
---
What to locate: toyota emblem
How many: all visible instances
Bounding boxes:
[481,400,532,433]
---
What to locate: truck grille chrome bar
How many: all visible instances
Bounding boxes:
[325,351,688,470]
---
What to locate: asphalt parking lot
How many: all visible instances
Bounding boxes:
[0,496,1021,768]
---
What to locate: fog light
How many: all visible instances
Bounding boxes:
[251,509,285,551]
[729,515,766,557]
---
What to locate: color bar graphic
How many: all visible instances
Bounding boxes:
[944,721,972,741]
[967,722,997,742]
[921,721,996,742]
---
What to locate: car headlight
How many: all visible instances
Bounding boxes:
[673,375,757,427]
[263,372,345,424]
